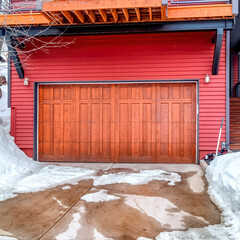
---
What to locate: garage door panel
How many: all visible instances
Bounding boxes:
[63,104,72,156]
[79,87,88,100]
[53,87,62,100]
[172,86,181,99]
[132,86,140,99]
[39,83,196,163]
[102,104,111,143]
[53,104,63,156]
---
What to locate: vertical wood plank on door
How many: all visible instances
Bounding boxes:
[151,84,156,162]
[114,85,120,162]
[110,85,115,162]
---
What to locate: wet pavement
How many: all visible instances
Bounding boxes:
[0,164,220,240]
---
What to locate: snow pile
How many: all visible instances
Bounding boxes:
[0,124,40,200]
[0,85,10,131]
[93,170,181,186]
[81,189,120,202]
[206,152,240,239]
[0,123,95,201]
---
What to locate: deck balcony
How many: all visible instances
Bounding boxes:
[0,0,237,27]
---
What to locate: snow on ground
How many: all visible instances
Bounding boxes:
[206,153,240,239]
[93,170,181,186]
[81,189,120,203]
[56,206,86,240]
[0,132,95,201]
[0,117,95,201]
[93,229,114,240]
[125,194,208,230]
[138,153,240,240]
[0,237,18,240]
[0,85,10,132]
[12,165,94,194]
[56,212,81,240]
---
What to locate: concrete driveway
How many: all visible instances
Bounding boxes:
[0,164,220,240]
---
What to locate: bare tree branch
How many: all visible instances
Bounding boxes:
[0,0,74,71]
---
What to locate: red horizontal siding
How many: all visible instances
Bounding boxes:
[233,54,239,96]
[11,32,226,160]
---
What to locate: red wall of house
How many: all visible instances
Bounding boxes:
[233,54,239,96]
[11,31,226,160]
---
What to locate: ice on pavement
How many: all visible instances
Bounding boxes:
[81,189,120,202]
[93,170,181,186]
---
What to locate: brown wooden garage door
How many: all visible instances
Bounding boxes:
[38,83,196,163]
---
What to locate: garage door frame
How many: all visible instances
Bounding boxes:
[33,80,199,163]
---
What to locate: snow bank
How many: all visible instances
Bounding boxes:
[0,85,10,131]
[0,124,95,201]
[206,152,240,239]
[0,124,39,200]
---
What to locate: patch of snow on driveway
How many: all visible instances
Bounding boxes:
[125,194,208,229]
[93,229,114,240]
[187,171,205,193]
[155,224,230,240]
[13,165,94,194]
[81,190,120,202]
[56,212,81,240]
[0,237,18,240]
[93,170,181,186]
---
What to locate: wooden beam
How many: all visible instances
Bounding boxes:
[111,9,118,22]
[61,11,74,24]
[7,36,24,79]
[212,28,223,75]
[167,4,233,19]
[43,0,162,12]
[50,12,64,24]
[122,9,129,22]
[135,8,141,21]
[0,13,50,26]
[99,9,107,22]
[149,8,153,20]
[161,6,166,20]
[86,10,96,23]
[41,12,57,24]
[73,10,85,23]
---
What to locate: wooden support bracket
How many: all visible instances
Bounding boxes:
[212,28,223,75]
[7,36,24,79]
